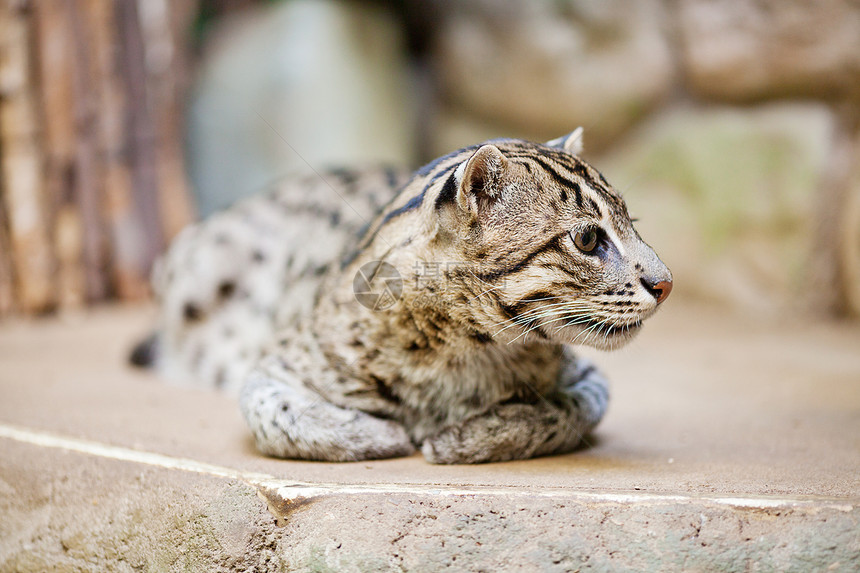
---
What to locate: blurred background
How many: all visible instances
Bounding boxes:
[0,0,858,321]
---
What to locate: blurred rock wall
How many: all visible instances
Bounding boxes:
[188,0,414,216]
[188,0,860,318]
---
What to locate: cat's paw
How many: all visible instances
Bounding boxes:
[421,434,469,464]
[420,406,534,464]
[242,370,415,461]
[337,414,416,461]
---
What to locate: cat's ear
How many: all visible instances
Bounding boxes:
[454,144,509,213]
[546,127,584,156]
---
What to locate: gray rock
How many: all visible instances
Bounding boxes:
[679,0,860,101]
[432,0,674,149]
[187,0,415,217]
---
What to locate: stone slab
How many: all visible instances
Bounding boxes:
[0,302,858,570]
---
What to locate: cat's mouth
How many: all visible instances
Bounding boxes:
[597,318,642,337]
[559,316,643,349]
[580,317,642,337]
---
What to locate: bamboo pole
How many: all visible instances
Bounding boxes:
[85,0,150,300]
[33,0,85,309]
[140,0,196,242]
[0,192,15,316]
[0,0,55,314]
[117,0,164,276]
[68,0,110,303]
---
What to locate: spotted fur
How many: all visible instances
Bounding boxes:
[141,129,672,463]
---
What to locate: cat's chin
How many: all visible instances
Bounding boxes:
[556,320,643,350]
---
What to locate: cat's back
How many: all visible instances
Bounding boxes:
[146,166,408,392]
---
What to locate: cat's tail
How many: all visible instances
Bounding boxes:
[129,332,160,368]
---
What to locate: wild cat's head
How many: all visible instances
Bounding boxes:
[433,128,672,350]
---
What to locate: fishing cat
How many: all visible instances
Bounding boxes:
[135,128,672,463]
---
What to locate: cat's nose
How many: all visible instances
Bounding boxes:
[641,277,672,304]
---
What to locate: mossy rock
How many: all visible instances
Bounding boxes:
[599,103,835,312]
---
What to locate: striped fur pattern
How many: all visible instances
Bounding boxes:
[147,129,672,463]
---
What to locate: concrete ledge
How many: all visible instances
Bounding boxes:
[2,425,856,572]
[1,303,858,571]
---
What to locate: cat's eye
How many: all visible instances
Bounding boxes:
[572,228,599,254]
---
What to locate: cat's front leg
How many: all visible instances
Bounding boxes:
[421,354,609,464]
[239,355,414,462]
